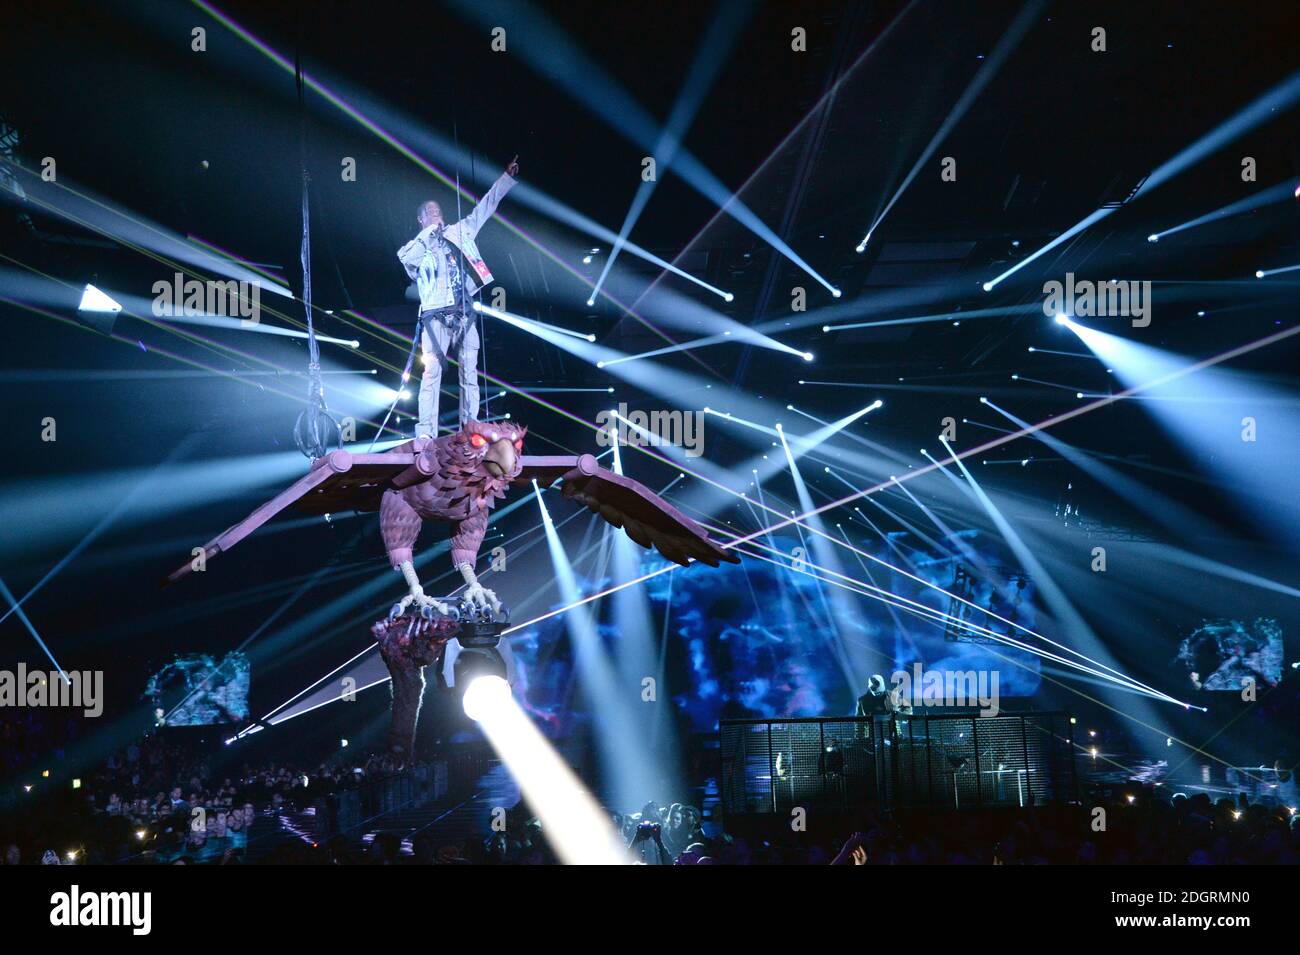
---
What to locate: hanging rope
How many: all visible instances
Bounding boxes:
[292,44,341,460]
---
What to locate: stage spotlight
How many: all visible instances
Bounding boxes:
[462,674,512,722]
[802,352,814,362]
[586,297,596,306]
[78,284,122,313]
[724,292,734,303]
[1054,312,1068,325]
[582,255,593,264]
[74,283,122,334]
[461,670,626,864]
[831,288,842,299]
[979,396,988,403]
[1255,269,1265,278]
[981,282,993,292]
[1147,234,1159,243]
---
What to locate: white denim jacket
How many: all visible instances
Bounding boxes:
[397,172,516,313]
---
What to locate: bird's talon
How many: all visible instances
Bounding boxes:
[462,582,501,618]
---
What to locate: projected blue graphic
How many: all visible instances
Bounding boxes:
[144,652,250,725]
[1177,618,1283,691]
[510,531,1042,732]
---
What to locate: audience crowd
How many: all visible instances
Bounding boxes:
[0,732,420,865]
[4,727,1297,865]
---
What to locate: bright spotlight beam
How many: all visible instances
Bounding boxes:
[111,292,361,347]
[597,328,806,367]
[460,676,627,865]
[1011,373,1088,394]
[0,576,69,684]
[1254,262,1300,279]
[447,0,838,296]
[987,67,1300,290]
[5,165,291,299]
[472,302,595,343]
[821,306,1026,332]
[1147,178,1298,242]
[589,0,746,302]
[983,208,1114,292]
[857,0,1044,250]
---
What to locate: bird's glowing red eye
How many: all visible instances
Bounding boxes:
[514,439,523,451]
[469,433,487,448]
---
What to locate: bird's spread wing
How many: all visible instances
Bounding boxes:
[164,449,417,585]
[515,454,738,568]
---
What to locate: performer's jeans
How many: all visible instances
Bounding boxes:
[418,309,479,437]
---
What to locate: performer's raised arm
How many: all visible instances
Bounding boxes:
[452,155,519,241]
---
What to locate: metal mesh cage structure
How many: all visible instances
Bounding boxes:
[720,712,1076,816]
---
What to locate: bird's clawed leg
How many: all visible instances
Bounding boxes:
[457,562,502,615]
[393,560,451,617]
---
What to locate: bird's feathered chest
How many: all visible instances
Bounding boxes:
[399,435,510,522]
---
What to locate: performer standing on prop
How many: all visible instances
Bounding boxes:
[398,156,519,439]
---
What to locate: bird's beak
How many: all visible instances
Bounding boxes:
[483,438,517,477]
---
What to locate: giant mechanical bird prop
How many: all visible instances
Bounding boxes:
[167,420,737,614]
